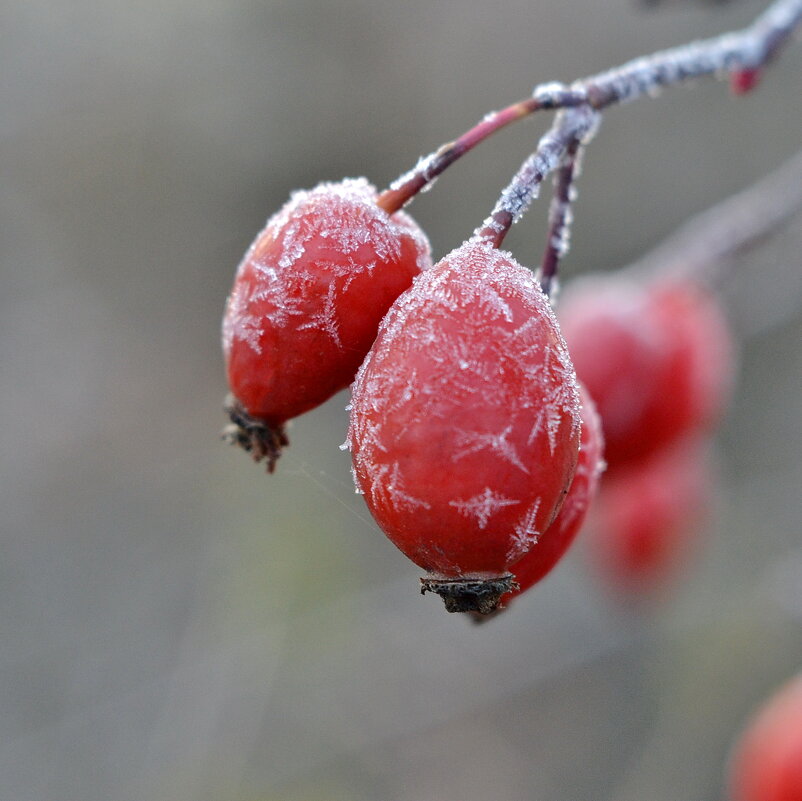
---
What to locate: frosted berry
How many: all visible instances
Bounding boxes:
[588,437,711,594]
[728,674,802,801]
[222,178,431,471]
[558,276,734,469]
[502,384,605,604]
[347,239,582,614]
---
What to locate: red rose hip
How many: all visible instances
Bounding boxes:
[588,437,712,594]
[222,178,431,470]
[502,384,605,604]
[347,239,582,613]
[558,275,735,469]
[728,674,802,801]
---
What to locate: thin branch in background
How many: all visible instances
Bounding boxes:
[624,148,802,285]
[377,0,802,215]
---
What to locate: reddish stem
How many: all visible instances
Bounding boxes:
[376,97,542,214]
[540,139,582,298]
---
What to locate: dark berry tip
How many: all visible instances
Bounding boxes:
[420,574,519,615]
[222,394,289,473]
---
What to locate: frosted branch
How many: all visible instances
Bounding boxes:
[625,147,802,283]
[473,107,600,248]
[539,139,584,299]
[377,0,802,214]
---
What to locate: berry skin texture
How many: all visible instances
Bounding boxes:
[347,239,582,613]
[222,178,431,470]
[728,674,802,801]
[558,276,735,470]
[588,437,711,594]
[502,384,605,604]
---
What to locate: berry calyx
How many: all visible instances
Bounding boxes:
[420,574,520,615]
[221,393,289,465]
[222,178,431,471]
[502,384,605,604]
[558,275,735,469]
[728,674,802,801]
[347,239,582,614]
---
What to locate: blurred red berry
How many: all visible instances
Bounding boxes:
[222,178,431,470]
[730,68,762,95]
[558,276,735,469]
[503,384,605,603]
[728,674,802,801]
[347,239,582,613]
[588,437,712,593]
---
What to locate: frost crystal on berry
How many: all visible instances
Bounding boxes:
[507,498,543,562]
[297,281,342,349]
[222,281,265,355]
[373,463,433,513]
[449,487,520,530]
[452,424,529,473]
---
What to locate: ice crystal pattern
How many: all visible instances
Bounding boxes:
[225,178,430,355]
[449,488,520,530]
[507,498,543,562]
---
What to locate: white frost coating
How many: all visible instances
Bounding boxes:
[270,178,403,268]
[388,153,439,193]
[488,108,596,227]
[449,488,520,530]
[527,402,565,455]
[471,217,507,247]
[341,256,377,292]
[545,277,562,309]
[375,241,579,430]
[585,27,766,107]
[370,463,432,513]
[452,424,529,473]
[533,82,571,103]
[478,283,515,323]
[222,281,266,355]
[277,219,305,270]
[297,281,342,349]
[507,498,543,562]
[350,464,365,495]
[496,171,541,223]
[538,343,583,449]
[548,199,574,260]
[227,177,431,354]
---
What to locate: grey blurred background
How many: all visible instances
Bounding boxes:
[2,1,801,800]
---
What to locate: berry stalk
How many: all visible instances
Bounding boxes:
[473,107,600,250]
[376,97,542,214]
[539,138,583,298]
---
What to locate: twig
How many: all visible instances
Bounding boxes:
[376,97,541,214]
[624,147,802,284]
[376,0,802,215]
[472,107,600,248]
